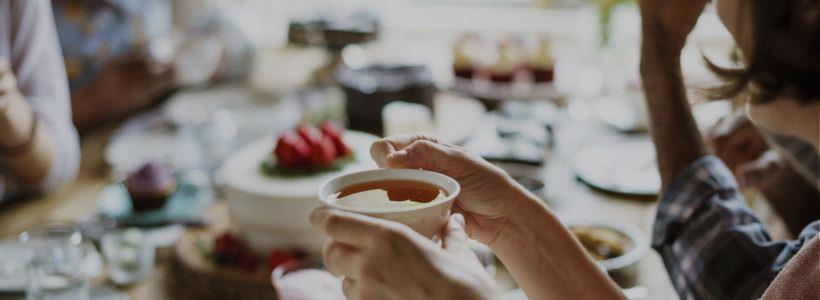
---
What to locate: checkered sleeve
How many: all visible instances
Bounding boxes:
[652,156,820,300]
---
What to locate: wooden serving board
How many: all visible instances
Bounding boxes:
[170,205,279,300]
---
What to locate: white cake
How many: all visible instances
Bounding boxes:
[218,131,378,254]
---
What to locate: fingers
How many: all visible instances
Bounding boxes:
[385,139,457,172]
[736,150,783,187]
[310,207,396,249]
[442,213,471,256]
[0,61,16,94]
[341,277,358,300]
[323,240,364,278]
[370,134,439,168]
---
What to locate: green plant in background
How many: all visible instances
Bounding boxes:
[596,0,637,47]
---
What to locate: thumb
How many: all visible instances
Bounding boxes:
[442,213,472,256]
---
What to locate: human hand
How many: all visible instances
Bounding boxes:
[89,53,174,116]
[708,111,784,187]
[310,208,499,300]
[0,58,21,110]
[370,134,529,246]
[639,0,709,52]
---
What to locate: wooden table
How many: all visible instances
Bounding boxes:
[0,107,683,299]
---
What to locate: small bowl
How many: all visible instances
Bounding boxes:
[318,169,460,240]
[563,219,648,288]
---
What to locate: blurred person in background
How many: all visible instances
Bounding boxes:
[53,0,251,133]
[0,0,80,204]
[641,0,819,298]
[708,110,819,236]
[308,0,820,299]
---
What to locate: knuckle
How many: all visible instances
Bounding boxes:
[323,213,345,232]
[371,139,391,152]
[372,226,398,242]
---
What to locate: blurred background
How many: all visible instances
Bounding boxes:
[0,1,764,299]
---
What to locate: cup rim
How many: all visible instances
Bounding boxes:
[318,169,460,214]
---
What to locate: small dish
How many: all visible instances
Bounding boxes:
[97,173,214,228]
[563,219,648,288]
[318,169,460,240]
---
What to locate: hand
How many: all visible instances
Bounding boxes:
[88,53,174,116]
[639,0,709,52]
[0,58,21,110]
[708,111,784,187]
[0,58,35,147]
[310,208,499,300]
[370,134,529,246]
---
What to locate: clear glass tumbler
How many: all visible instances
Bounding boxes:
[19,223,88,300]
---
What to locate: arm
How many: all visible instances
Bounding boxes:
[370,135,623,299]
[653,157,820,299]
[0,0,79,193]
[490,189,624,300]
[640,1,820,298]
[639,11,707,190]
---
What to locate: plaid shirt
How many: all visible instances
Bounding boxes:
[653,156,820,300]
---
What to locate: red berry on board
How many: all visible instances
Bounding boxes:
[267,250,295,270]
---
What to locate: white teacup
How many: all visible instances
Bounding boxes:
[318,169,460,240]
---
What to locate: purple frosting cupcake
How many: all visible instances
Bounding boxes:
[125,161,177,211]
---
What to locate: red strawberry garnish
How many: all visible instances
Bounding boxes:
[274,132,311,167]
[297,124,323,146]
[239,252,258,271]
[319,121,344,139]
[320,122,351,157]
[309,136,337,166]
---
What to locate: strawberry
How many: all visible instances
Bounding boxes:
[320,122,351,157]
[296,124,323,146]
[319,121,344,139]
[309,136,338,166]
[274,132,311,167]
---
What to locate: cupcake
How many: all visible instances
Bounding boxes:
[452,36,478,79]
[489,42,522,83]
[125,161,177,211]
[528,38,555,83]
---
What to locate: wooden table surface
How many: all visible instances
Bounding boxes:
[0,105,684,299]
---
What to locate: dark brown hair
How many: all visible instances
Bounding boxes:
[706,0,820,104]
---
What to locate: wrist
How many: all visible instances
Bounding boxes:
[487,193,556,256]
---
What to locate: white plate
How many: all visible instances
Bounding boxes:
[572,139,660,196]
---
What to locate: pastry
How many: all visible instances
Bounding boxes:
[125,161,177,211]
[529,38,555,83]
[489,43,521,83]
[452,35,479,79]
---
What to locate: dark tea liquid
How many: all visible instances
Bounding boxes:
[336,180,446,204]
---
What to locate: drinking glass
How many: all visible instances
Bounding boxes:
[101,229,155,285]
[19,223,88,300]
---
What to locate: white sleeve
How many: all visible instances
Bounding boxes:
[6,0,80,193]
